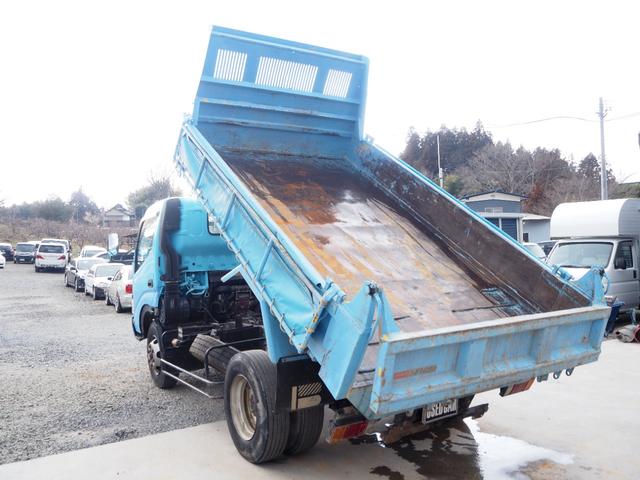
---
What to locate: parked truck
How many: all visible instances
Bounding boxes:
[131,27,610,464]
[548,198,640,312]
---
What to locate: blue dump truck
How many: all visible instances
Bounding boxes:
[131,27,610,463]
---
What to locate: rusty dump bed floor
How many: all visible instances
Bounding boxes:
[224,150,513,333]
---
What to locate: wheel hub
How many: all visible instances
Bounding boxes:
[146,337,162,375]
[230,374,257,441]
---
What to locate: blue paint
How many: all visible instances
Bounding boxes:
[145,27,609,421]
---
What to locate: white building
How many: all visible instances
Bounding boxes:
[522,213,551,243]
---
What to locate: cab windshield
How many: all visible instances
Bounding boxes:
[548,242,613,268]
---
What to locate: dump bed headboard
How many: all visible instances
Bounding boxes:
[193,26,369,157]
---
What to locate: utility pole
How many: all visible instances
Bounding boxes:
[598,97,608,200]
[437,134,444,188]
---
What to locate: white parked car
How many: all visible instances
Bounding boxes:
[79,245,107,258]
[84,263,124,300]
[105,265,133,312]
[35,243,68,272]
[523,242,547,261]
[0,253,5,269]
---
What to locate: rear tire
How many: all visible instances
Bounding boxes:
[224,350,289,464]
[146,321,178,389]
[284,405,324,456]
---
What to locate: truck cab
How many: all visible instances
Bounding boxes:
[548,237,638,310]
[549,199,640,312]
[131,197,240,341]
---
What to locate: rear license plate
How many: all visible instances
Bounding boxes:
[421,398,458,424]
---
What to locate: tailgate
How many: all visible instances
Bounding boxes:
[354,306,608,418]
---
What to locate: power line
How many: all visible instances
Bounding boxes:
[606,111,640,122]
[489,111,640,129]
[489,115,596,128]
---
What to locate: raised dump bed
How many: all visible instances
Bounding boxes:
[161,26,609,462]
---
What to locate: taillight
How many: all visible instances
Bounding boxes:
[125,283,133,294]
[58,255,66,260]
[327,419,369,444]
[36,254,44,259]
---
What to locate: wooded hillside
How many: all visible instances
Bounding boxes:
[400,123,636,215]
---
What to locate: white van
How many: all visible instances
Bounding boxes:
[548,199,640,311]
[35,242,68,272]
[41,238,71,263]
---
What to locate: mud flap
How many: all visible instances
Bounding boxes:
[276,355,333,412]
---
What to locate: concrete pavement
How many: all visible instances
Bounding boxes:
[1,340,638,479]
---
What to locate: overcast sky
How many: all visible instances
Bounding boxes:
[1,1,639,208]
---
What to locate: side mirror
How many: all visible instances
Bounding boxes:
[108,233,119,255]
[614,257,627,269]
[107,276,113,281]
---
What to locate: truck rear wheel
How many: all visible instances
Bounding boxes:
[146,322,178,389]
[224,350,289,464]
[284,405,324,456]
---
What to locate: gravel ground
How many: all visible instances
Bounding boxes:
[0,263,224,465]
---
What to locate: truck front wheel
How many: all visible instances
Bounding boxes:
[146,322,178,389]
[224,350,289,463]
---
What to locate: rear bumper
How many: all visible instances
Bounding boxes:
[15,256,34,263]
[348,305,609,419]
[36,261,66,269]
[119,294,132,308]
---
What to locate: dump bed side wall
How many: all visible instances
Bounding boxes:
[354,142,591,313]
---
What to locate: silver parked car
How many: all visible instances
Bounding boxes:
[84,263,124,300]
[79,245,107,258]
[105,265,133,313]
[64,257,105,292]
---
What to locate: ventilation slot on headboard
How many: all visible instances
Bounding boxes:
[323,69,352,98]
[213,49,247,82]
[255,57,318,93]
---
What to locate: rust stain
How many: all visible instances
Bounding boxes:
[224,152,505,334]
[393,365,437,380]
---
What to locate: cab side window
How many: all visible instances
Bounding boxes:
[614,241,633,269]
[135,215,159,271]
